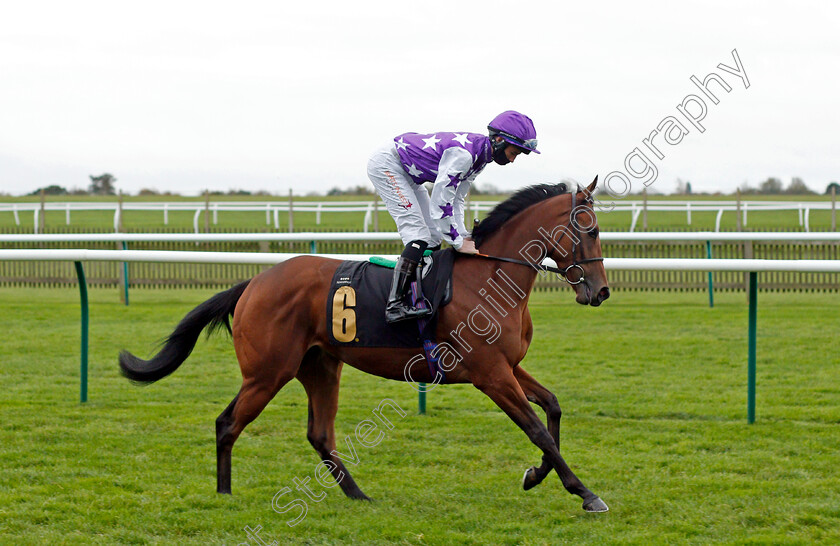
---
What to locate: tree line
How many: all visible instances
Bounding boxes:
[26,174,269,197]
[637,177,836,196]
[22,173,840,198]
[737,177,830,196]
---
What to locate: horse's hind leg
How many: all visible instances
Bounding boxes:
[514,366,562,491]
[216,353,302,494]
[296,347,370,501]
[216,393,239,494]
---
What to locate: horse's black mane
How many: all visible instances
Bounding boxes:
[472,183,569,247]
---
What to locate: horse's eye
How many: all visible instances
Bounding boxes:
[588,227,599,239]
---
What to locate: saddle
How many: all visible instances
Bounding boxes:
[326,249,455,348]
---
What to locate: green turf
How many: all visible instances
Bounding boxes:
[0,287,838,544]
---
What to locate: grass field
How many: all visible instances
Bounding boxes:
[1,286,838,544]
[1,193,838,232]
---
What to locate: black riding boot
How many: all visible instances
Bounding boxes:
[385,257,431,323]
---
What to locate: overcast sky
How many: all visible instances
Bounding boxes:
[1,1,838,197]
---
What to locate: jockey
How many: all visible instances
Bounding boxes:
[367,110,539,323]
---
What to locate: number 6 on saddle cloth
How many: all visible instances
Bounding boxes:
[327,249,455,374]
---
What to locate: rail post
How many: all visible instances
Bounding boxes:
[39,189,46,233]
[204,190,210,233]
[117,191,124,232]
[117,203,129,305]
[74,261,89,403]
[706,240,714,308]
[120,241,130,305]
[418,384,426,415]
[747,271,757,424]
[288,189,294,233]
[743,241,754,298]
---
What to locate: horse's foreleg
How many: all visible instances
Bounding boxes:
[475,367,608,513]
[296,348,370,501]
[514,366,562,491]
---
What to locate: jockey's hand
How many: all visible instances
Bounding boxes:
[457,238,478,255]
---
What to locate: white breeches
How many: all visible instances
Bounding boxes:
[366,144,442,247]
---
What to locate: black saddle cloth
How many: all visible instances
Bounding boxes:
[326,249,455,348]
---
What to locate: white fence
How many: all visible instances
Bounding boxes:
[1,249,839,273]
[2,199,837,233]
[2,230,840,244]
[601,200,838,232]
[3,231,837,293]
[0,201,386,233]
[2,248,838,421]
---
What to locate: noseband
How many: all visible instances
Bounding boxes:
[473,189,604,286]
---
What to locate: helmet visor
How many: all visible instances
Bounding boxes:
[491,129,540,154]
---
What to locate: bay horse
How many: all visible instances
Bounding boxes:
[119,178,611,513]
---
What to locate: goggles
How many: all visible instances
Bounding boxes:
[491,129,539,153]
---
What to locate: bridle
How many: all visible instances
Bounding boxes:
[473,188,604,286]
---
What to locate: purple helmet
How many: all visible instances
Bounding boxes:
[488,110,540,154]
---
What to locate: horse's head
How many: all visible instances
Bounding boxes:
[546,177,610,306]
[471,177,610,306]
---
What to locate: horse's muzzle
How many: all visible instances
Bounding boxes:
[579,284,609,307]
[591,286,610,306]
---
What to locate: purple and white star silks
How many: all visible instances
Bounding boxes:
[393,131,491,184]
[421,134,441,150]
[389,130,491,250]
[447,224,460,241]
[451,133,472,147]
[406,163,423,178]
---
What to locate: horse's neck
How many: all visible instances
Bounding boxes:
[476,205,558,301]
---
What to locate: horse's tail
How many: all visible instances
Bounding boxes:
[118,280,250,384]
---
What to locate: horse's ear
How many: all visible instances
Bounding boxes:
[586,176,598,194]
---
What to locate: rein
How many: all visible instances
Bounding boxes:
[470,188,604,285]
[471,252,603,284]
[473,252,564,275]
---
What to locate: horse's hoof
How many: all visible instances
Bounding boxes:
[522,467,538,491]
[582,497,609,513]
